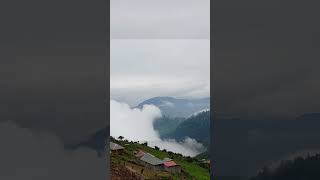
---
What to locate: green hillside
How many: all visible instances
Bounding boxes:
[110,137,210,180]
[162,111,210,147]
[153,116,185,138]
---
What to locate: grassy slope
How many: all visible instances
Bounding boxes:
[112,139,210,180]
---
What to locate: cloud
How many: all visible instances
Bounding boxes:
[192,108,210,116]
[111,0,210,39]
[0,121,106,180]
[110,100,161,141]
[110,39,210,105]
[148,138,205,157]
[110,100,205,157]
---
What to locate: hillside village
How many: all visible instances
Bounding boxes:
[108,137,210,180]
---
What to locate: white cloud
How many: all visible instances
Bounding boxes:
[111,0,210,39]
[110,99,161,141]
[148,138,206,157]
[110,39,210,105]
[110,100,206,157]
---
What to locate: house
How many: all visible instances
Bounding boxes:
[110,142,124,154]
[135,150,182,174]
[163,160,181,174]
[137,153,164,171]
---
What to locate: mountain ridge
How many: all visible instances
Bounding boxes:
[136,96,210,118]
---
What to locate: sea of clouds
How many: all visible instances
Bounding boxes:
[110,100,205,157]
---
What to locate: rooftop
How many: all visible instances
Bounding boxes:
[163,161,178,167]
[110,142,124,150]
[140,153,163,166]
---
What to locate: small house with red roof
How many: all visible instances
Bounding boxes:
[134,150,181,174]
[163,160,181,173]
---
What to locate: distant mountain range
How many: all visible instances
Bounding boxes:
[136,96,210,118]
[76,96,211,156]
[76,111,211,156]
[76,109,211,156]
[140,96,211,148]
[75,98,320,179]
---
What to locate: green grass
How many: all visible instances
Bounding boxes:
[177,161,210,180]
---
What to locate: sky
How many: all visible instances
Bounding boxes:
[110,39,210,105]
[111,0,210,39]
[0,0,210,179]
[110,0,210,105]
[110,0,210,158]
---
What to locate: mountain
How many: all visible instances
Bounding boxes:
[77,111,211,157]
[136,96,210,118]
[163,111,210,147]
[195,151,210,160]
[153,116,185,138]
[75,96,211,156]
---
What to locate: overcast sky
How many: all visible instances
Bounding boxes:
[110,39,210,105]
[110,0,210,105]
[111,0,210,39]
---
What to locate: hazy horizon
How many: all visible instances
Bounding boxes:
[110,39,210,106]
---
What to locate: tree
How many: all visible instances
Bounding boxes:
[186,156,194,163]
[154,146,160,150]
[250,153,320,180]
[118,136,124,140]
[168,151,174,158]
